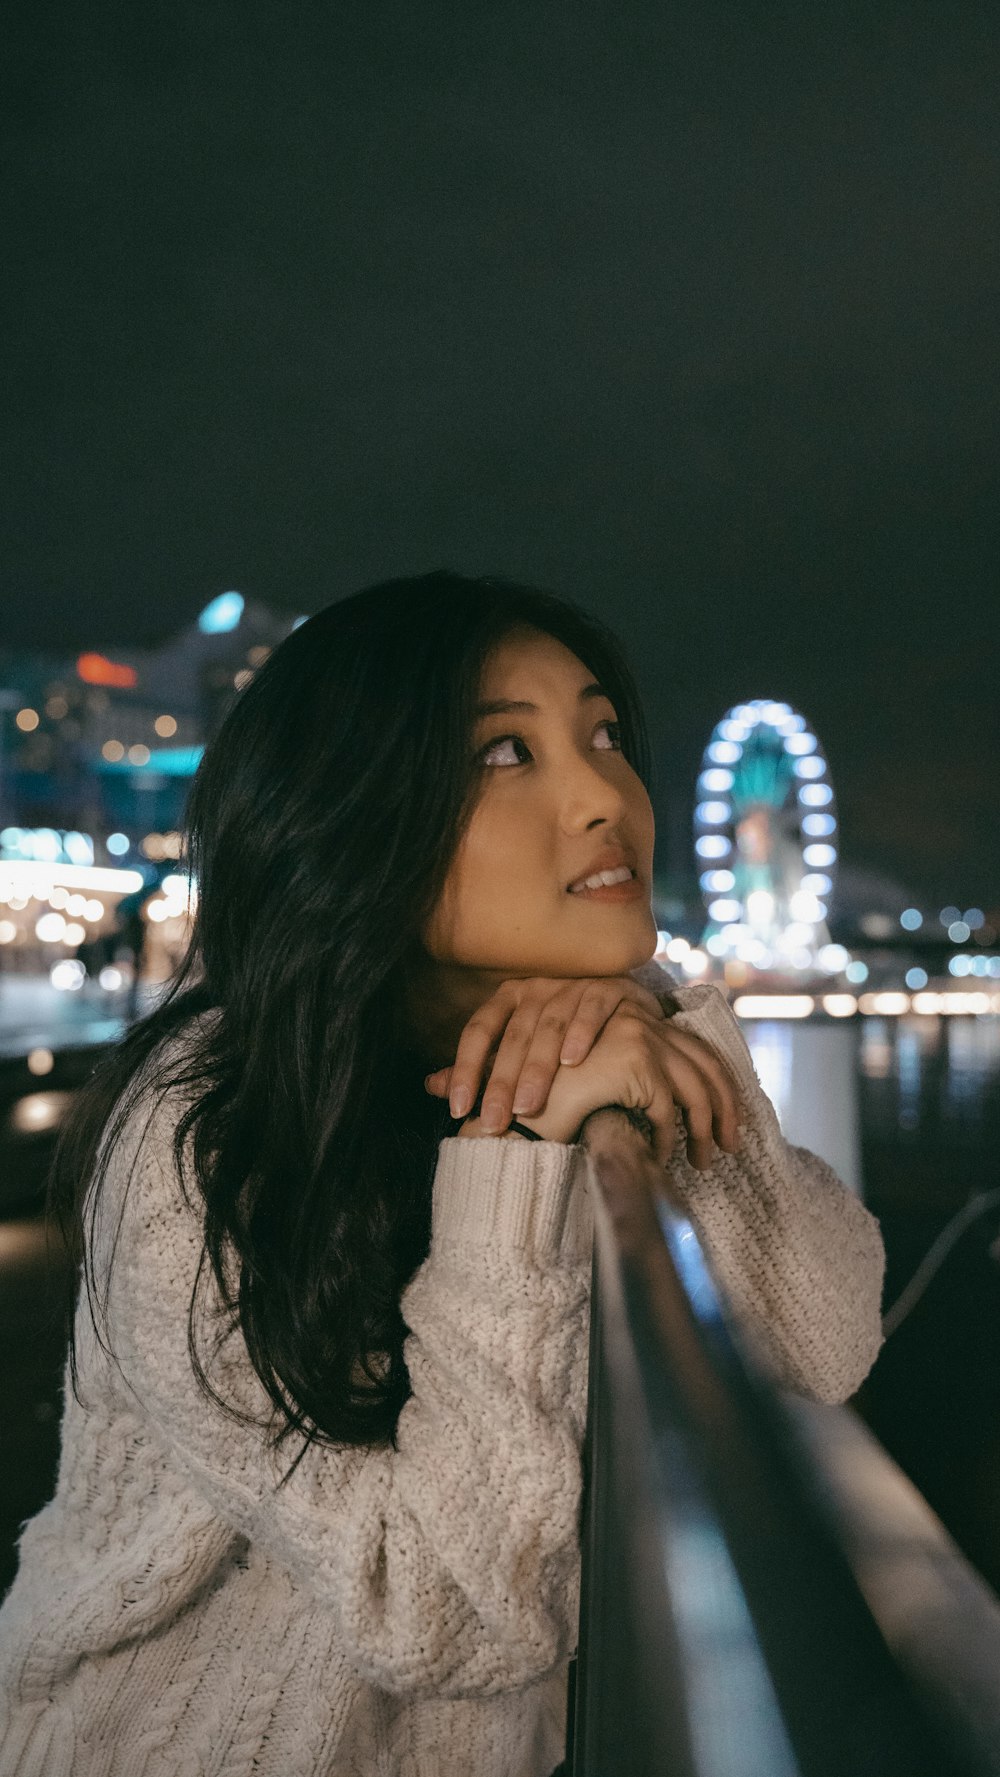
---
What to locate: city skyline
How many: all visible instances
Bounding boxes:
[0,595,995,926]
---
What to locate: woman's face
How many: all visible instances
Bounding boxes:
[420,627,658,1001]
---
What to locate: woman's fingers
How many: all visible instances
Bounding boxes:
[634,1073,684,1168]
[557,979,665,1064]
[491,982,668,1130]
[430,977,667,1129]
[656,1025,742,1155]
[439,986,517,1118]
[440,981,568,1124]
[506,984,660,1121]
[480,987,583,1130]
[659,1050,716,1170]
[654,1037,741,1170]
[429,990,743,1174]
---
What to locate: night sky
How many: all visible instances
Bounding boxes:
[4,2,998,905]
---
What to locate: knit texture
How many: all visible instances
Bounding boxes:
[0,962,884,1775]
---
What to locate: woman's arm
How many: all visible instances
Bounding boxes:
[632,965,885,1402]
[95,1082,592,1701]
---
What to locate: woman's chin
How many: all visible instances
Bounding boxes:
[568,902,660,973]
[554,924,659,978]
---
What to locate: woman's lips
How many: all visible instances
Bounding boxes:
[567,875,646,903]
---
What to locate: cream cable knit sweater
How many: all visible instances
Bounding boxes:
[0,964,885,1777]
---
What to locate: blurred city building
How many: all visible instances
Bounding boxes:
[0,592,302,866]
[0,594,301,1008]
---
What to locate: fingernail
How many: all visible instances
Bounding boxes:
[512,1086,535,1114]
[450,1086,472,1119]
[480,1098,504,1132]
[560,1039,585,1064]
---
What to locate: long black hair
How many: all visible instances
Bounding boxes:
[49,571,654,1460]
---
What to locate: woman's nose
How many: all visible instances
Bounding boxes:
[559,752,627,827]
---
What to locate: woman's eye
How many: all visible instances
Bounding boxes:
[479,717,625,767]
[594,719,623,751]
[479,734,532,768]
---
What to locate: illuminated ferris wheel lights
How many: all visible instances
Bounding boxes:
[695,800,732,825]
[746,888,775,923]
[738,938,774,967]
[698,768,735,792]
[780,923,817,950]
[760,701,793,725]
[697,698,840,956]
[708,898,742,922]
[818,944,850,972]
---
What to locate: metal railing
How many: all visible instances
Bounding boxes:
[569,1122,1000,1777]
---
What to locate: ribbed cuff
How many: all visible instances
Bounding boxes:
[431,1136,592,1264]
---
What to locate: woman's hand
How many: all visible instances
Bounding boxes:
[423,975,672,1131]
[437,992,743,1171]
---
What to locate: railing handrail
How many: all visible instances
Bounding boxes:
[570,1121,1000,1776]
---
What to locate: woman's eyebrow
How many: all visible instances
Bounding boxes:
[474,681,608,719]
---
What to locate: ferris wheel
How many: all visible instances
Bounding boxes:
[693,699,838,971]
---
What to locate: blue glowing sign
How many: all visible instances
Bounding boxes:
[198,592,244,634]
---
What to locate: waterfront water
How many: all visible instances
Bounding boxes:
[726,1010,1000,1591]
[859,1012,1000,1158]
[853,1013,1000,1595]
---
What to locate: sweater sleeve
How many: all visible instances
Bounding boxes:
[92,1079,593,1702]
[630,964,885,1401]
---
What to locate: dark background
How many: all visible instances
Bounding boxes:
[4,0,998,904]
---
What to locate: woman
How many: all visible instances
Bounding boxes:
[0,571,884,1776]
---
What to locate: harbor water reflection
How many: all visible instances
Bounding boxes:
[712,1009,1000,1596]
[860,1014,1000,1149]
[853,1013,1000,1597]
